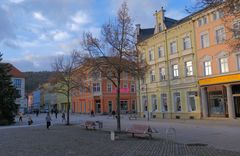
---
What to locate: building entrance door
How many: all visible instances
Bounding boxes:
[234,96,240,117]
[95,100,101,113]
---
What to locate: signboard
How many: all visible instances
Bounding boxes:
[199,73,240,86]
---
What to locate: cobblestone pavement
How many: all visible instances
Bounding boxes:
[0,125,239,156]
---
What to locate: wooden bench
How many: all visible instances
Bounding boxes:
[127,124,152,138]
[84,121,96,130]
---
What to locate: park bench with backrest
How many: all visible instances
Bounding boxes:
[127,124,152,138]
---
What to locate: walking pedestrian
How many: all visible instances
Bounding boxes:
[90,110,95,117]
[55,109,58,119]
[19,112,23,122]
[112,110,116,119]
[46,113,52,129]
[62,112,66,123]
[36,109,39,117]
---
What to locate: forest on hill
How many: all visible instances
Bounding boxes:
[24,71,54,94]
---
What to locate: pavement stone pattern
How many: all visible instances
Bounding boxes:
[0,125,240,156]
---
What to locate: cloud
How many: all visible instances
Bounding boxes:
[71,11,90,25]
[0,8,15,41]
[33,12,47,21]
[51,30,70,41]
[9,0,25,4]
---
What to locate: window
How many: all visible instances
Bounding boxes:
[130,83,135,92]
[161,93,168,112]
[159,67,166,81]
[92,83,101,92]
[107,83,112,92]
[183,36,191,50]
[203,16,208,24]
[172,64,179,79]
[204,61,212,76]
[233,21,240,39]
[188,92,196,112]
[13,79,22,88]
[237,54,240,70]
[142,96,148,111]
[123,82,128,88]
[120,101,128,111]
[170,41,177,54]
[200,32,209,48]
[173,92,181,112]
[149,49,154,61]
[213,11,224,20]
[151,95,157,111]
[108,101,112,113]
[92,71,100,80]
[158,46,164,58]
[141,77,145,84]
[215,27,225,44]
[150,70,155,82]
[219,57,229,73]
[198,19,202,27]
[185,61,193,76]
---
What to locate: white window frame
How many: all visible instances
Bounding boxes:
[233,21,240,39]
[172,64,179,79]
[219,57,229,73]
[215,26,225,44]
[187,91,197,112]
[158,46,164,58]
[161,93,168,112]
[204,61,212,76]
[151,94,157,112]
[200,32,209,48]
[183,36,191,50]
[170,41,177,54]
[149,49,154,61]
[185,61,193,76]
[107,83,112,93]
[159,67,166,81]
[150,70,155,82]
[173,92,181,112]
[93,83,101,92]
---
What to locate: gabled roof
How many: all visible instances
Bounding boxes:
[9,64,24,78]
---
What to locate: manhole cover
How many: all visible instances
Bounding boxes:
[187,143,208,146]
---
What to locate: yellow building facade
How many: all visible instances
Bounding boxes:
[136,8,201,119]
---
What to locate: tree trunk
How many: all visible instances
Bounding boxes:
[116,76,121,132]
[66,92,70,125]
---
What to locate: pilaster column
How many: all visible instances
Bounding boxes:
[225,84,235,119]
[200,87,208,118]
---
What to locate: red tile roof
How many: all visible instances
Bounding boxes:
[9,64,25,78]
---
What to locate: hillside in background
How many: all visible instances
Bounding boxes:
[24,71,54,94]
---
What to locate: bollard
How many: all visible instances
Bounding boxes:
[110,131,115,141]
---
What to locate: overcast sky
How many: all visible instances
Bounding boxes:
[0,0,196,72]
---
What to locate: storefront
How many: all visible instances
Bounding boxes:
[199,73,240,118]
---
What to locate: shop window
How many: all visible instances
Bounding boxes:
[120,101,128,111]
[151,94,157,111]
[188,92,196,112]
[161,93,168,112]
[173,92,181,112]
[209,91,225,115]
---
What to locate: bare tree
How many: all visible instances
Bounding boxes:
[82,2,147,132]
[194,0,240,51]
[51,51,88,125]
